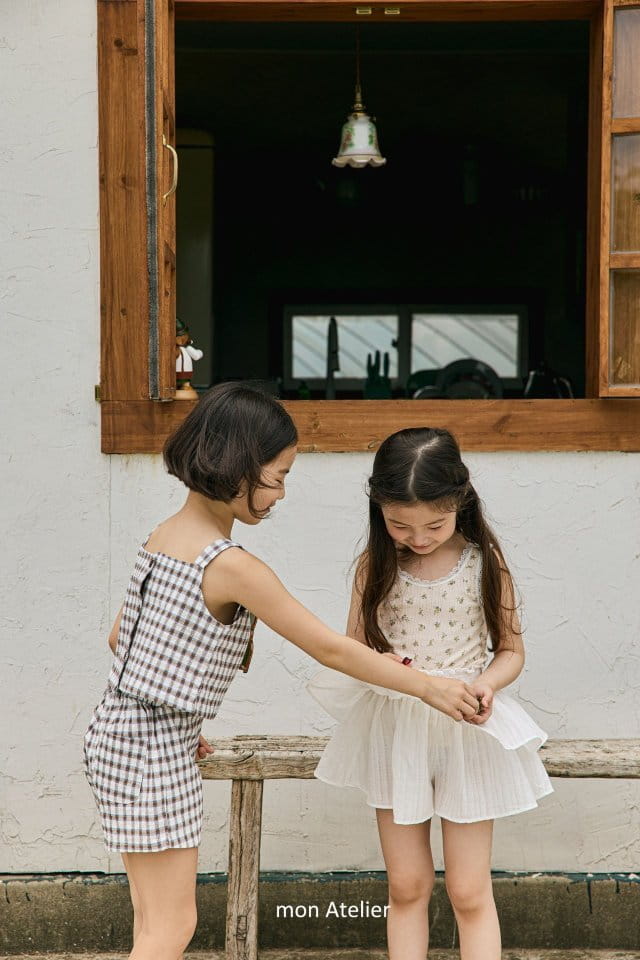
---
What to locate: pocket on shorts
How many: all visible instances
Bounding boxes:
[88,729,148,805]
[84,711,149,803]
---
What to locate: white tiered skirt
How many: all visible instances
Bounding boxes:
[307,667,553,824]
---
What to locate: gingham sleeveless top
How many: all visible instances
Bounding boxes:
[379,543,489,678]
[107,537,256,718]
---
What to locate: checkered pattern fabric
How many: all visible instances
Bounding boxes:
[83,689,204,851]
[82,536,257,852]
[108,538,256,718]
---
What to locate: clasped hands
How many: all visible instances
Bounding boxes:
[194,651,495,759]
[381,651,494,724]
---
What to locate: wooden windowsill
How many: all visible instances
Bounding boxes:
[101,398,640,453]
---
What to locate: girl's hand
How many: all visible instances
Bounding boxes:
[424,676,481,722]
[195,734,215,761]
[465,681,495,724]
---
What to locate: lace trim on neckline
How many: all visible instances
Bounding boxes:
[398,542,475,587]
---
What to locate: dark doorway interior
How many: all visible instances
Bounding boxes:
[176,20,590,397]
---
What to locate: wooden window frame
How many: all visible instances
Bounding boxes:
[98,0,640,453]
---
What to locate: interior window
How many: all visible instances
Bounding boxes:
[411,311,524,389]
[175,19,590,400]
[285,311,400,390]
[291,314,398,380]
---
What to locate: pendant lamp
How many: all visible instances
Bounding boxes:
[332,28,386,169]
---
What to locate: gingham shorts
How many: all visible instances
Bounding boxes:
[83,686,204,852]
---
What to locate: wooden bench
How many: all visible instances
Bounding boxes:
[198,736,640,960]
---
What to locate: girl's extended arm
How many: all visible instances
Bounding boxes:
[209,548,480,722]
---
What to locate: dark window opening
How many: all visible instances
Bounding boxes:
[175,20,590,399]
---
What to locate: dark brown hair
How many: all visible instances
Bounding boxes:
[163,382,298,517]
[359,427,520,654]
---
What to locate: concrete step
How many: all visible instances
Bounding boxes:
[4,951,640,960]
[4,875,638,955]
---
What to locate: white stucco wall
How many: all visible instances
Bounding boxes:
[2,0,639,877]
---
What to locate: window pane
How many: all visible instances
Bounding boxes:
[610,271,640,387]
[291,315,398,380]
[611,134,640,253]
[411,314,519,378]
[613,8,640,119]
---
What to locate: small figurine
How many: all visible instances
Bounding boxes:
[175,318,204,400]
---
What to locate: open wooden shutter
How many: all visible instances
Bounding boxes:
[596,0,640,395]
[98,0,176,420]
[149,0,177,399]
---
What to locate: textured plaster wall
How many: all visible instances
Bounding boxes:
[2,0,639,877]
[103,453,640,879]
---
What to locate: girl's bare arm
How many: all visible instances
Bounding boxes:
[345,561,368,644]
[108,605,124,654]
[477,565,525,692]
[208,548,479,721]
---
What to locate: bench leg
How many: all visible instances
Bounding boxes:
[225,778,264,960]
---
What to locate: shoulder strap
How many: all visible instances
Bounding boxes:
[194,538,243,569]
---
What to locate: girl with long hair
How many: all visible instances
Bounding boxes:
[309,426,552,960]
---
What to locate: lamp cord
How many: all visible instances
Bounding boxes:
[354,24,363,110]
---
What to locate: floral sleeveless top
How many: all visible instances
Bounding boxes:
[378,543,489,676]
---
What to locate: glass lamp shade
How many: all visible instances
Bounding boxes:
[332,110,386,168]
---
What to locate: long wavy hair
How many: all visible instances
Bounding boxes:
[359,427,520,654]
